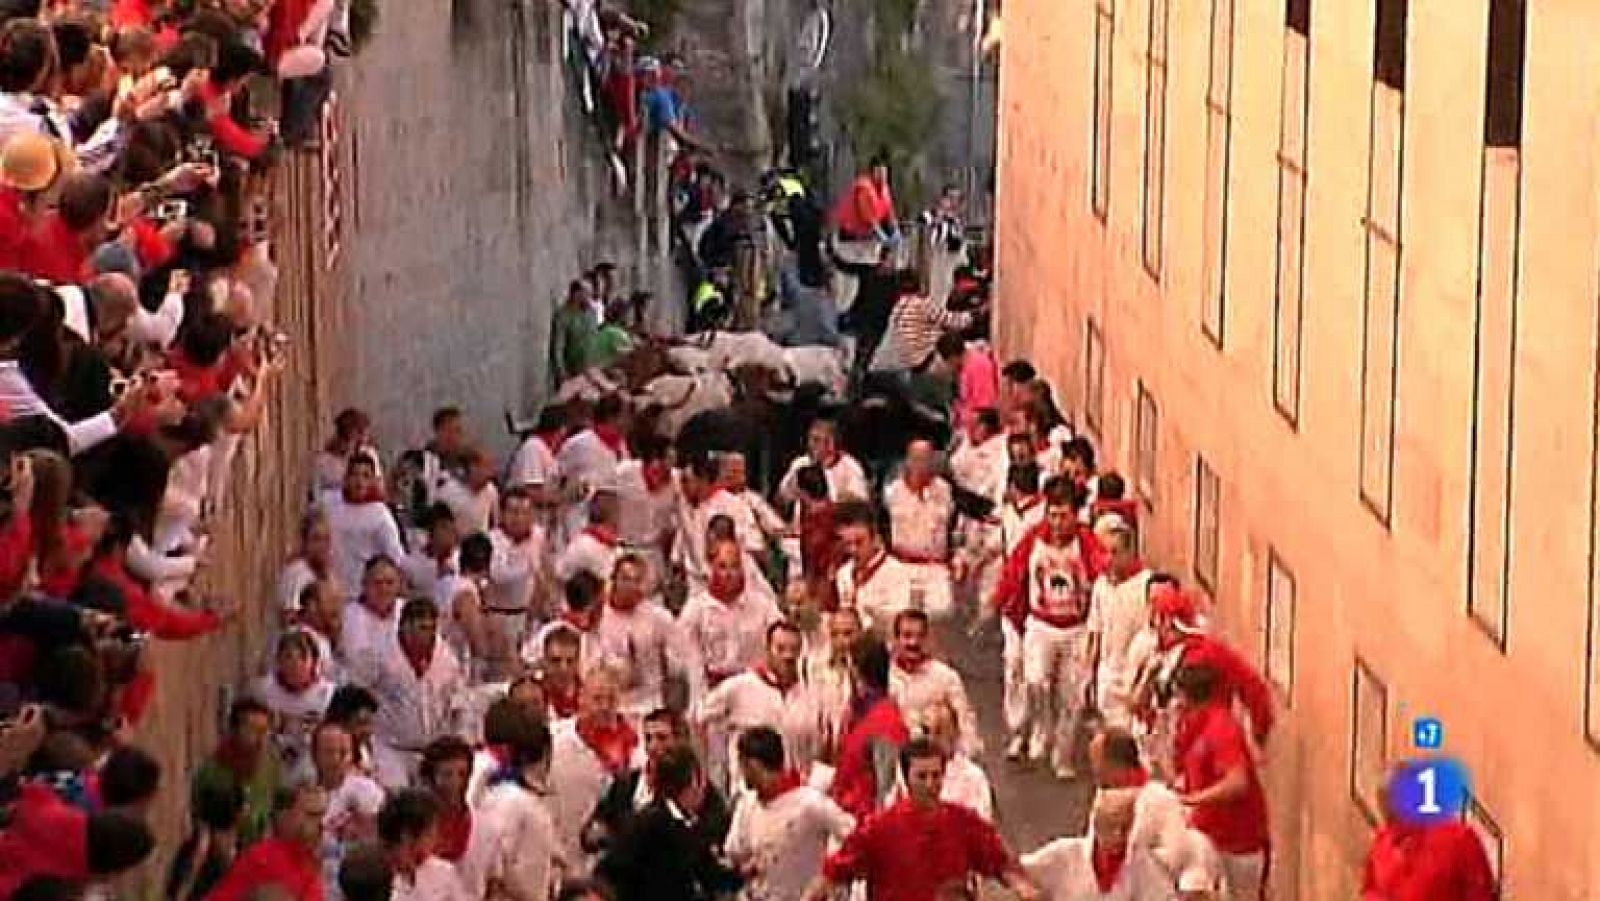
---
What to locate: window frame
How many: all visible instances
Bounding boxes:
[1192,456,1220,593]
[1085,319,1107,438]
[1199,0,1235,348]
[1272,1,1312,427]
[1134,380,1159,508]
[1264,550,1297,702]
[1462,792,1505,895]
[1140,0,1171,277]
[1350,657,1390,826]
[1091,0,1116,221]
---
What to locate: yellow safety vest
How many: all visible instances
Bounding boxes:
[693,281,724,312]
[777,176,806,199]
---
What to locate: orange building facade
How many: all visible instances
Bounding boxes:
[993,0,1600,896]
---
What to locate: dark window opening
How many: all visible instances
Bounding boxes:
[1484,0,1527,148]
[1374,0,1408,91]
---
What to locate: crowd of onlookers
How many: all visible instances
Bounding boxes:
[0,0,350,894]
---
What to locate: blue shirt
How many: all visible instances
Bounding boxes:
[643,85,681,134]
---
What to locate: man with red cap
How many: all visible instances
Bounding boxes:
[1132,580,1275,773]
[1361,764,1496,901]
[989,475,1108,779]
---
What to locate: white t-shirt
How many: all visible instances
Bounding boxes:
[318,490,406,594]
[318,770,387,901]
[725,785,856,901]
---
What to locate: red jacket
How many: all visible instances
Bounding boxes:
[206,836,323,901]
[24,213,91,285]
[0,783,93,896]
[823,798,1016,901]
[1362,820,1496,901]
[989,522,1108,630]
[829,694,909,820]
[1178,632,1276,741]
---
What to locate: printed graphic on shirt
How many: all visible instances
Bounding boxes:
[1030,541,1089,622]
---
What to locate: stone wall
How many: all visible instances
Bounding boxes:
[133,0,668,878]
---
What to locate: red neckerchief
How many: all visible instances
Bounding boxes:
[904,472,934,498]
[276,669,315,695]
[893,650,929,674]
[401,640,434,679]
[1092,843,1128,892]
[754,662,796,694]
[537,428,567,453]
[642,464,671,492]
[756,768,804,804]
[1107,765,1149,789]
[1033,436,1052,453]
[852,549,889,588]
[561,609,593,632]
[708,575,744,604]
[819,451,842,470]
[1114,557,1146,582]
[548,680,580,718]
[1012,495,1042,514]
[584,525,620,547]
[576,715,638,773]
[594,424,627,456]
[435,807,472,862]
[485,743,512,768]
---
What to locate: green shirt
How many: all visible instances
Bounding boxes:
[192,752,281,846]
[588,324,635,369]
[551,302,599,385]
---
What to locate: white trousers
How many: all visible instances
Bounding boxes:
[1219,850,1267,900]
[1021,618,1090,768]
[1000,618,1027,737]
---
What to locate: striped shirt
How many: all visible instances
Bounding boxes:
[874,294,975,372]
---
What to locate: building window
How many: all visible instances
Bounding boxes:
[1463,793,1505,894]
[1273,0,1311,425]
[1264,551,1296,701]
[1085,319,1106,436]
[1466,0,1526,650]
[1200,0,1235,348]
[1350,658,1389,824]
[1359,0,1407,525]
[1092,0,1116,221]
[1193,457,1220,592]
[1134,381,1159,507]
[1140,0,1170,277]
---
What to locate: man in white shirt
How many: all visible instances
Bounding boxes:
[887,698,995,822]
[524,572,609,704]
[888,609,982,756]
[549,667,633,870]
[1086,522,1153,729]
[949,409,1009,599]
[777,417,870,505]
[434,446,499,536]
[507,406,566,493]
[555,490,623,585]
[801,607,861,763]
[339,557,406,687]
[485,487,547,680]
[1087,727,1220,896]
[319,455,406,593]
[312,722,386,900]
[882,438,956,623]
[696,620,821,793]
[474,719,565,901]
[400,503,459,603]
[720,450,787,539]
[611,432,678,549]
[378,788,473,901]
[368,598,467,788]
[557,394,629,527]
[727,726,856,901]
[675,452,766,591]
[833,499,917,635]
[593,553,703,719]
[679,538,784,692]
[417,406,471,511]
[1020,790,1176,901]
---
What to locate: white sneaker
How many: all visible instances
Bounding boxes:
[1027,734,1048,764]
[1005,734,1025,761]
[1054,762,1078,781]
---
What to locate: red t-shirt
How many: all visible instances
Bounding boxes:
[823,798,1015,901]
[207,837,324,901]
[24,213,89,285]
[1174,701,1269,855]
[829,695,910,820]
[1362,820,1496,901]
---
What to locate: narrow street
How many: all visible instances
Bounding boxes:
[943,621,1094,852]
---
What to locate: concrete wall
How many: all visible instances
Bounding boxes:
[345,0,667,456]
[995,0,1600,897]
